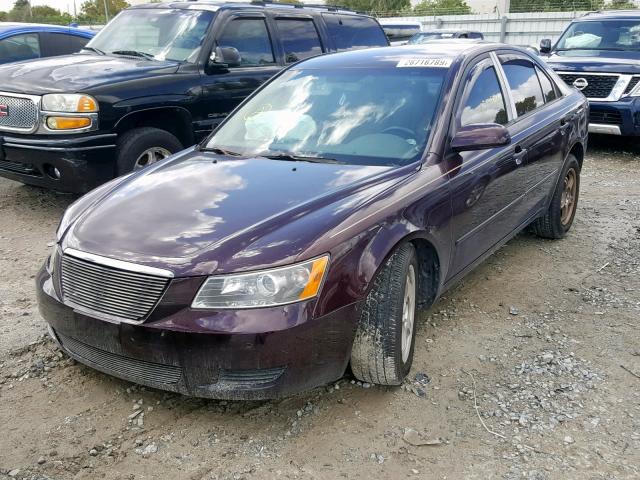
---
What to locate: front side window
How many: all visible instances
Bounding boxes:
[87,9,214,63]
[206,67,446,166]
[500,56,544,117]
[322,14,388,51]
[276,18,323,63]
[460,60,508,126]
[217,18,275,66]
[555,19,640,52]
[0,33,40,63]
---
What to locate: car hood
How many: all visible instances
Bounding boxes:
[0,54,180,95]
[545,50,640,74]
[62,150,407,276]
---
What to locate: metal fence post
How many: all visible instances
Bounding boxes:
[500,15,508,43]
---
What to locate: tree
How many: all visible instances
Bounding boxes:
[605,0,637,8]
[30,5,73,24]
[326,0,411,14]
[510,0,605,12]
[8,0,31,22]
[413,0,472,15]
[80,0,129,23]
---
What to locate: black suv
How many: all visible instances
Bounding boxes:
[0,1,388,193]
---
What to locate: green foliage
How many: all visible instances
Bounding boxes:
[510,0,606,12]
[413,0,472,15]
[604,0,638,9]
[79,0,130,23]
[326,0,411,14]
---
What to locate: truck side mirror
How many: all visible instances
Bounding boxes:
[539,39,552,54]
[208,46,242,71]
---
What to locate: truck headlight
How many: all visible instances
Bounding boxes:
[46,116,92,130]
[192,256,329,309]
[42,94,98,113]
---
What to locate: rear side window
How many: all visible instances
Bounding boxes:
[0,33,41,63]
[276,18,323,63]
[499,56,545,117]
[322,14,388,51]
[460,60,508,126]
[536,66,558,103]
[217,18,275,66]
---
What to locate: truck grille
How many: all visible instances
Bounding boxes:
[0,94,39,131]
[56,331,182,385]
[624,77,640,95]
[60,253,169,322]
[590,109,622,125]
[558,74,619,99]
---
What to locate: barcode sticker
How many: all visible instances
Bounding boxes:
[397,58,453,68]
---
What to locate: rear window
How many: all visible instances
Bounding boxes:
[322,14,388,51]
[499,55,545,117]
[276,18,323,63]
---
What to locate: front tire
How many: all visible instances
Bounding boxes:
[350,243,418,385]
[531,154,580,239]
[116,127,183,175]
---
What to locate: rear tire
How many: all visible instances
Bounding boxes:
[531,154,580,239]
[350,243,418,386]
[116,127,183,175]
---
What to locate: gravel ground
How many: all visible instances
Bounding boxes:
[0,135,639,480]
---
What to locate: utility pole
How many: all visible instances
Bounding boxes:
[103,0,109,22]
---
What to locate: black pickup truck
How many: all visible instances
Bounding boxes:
[0,1,388,193]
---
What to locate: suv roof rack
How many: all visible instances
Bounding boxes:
[182,0,357,13]
[583,9,640,16]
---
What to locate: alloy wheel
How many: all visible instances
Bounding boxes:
[134,147,172,170]
[401,264,416,363]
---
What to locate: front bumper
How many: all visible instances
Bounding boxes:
[36,265,361,400]
[0,133,117,193]
[588,97,640,136]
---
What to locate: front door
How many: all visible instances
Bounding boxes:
[195,13,282,141]
[446,55,526,278]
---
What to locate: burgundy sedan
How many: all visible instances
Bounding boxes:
[37,42,588,399]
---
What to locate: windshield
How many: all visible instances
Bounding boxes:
[205,67,447,166]
[555,20,640,51]
[86,9,214,62]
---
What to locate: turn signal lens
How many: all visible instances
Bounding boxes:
[77,96,98,112]
[46,116,92,130]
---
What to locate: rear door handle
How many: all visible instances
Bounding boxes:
[514,145,527,165]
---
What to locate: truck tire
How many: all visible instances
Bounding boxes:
[350,243,418,386]
[531,154,580,239]
[116,127,183,175]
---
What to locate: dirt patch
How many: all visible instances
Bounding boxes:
[1,135,639,479]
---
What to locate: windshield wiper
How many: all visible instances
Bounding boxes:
[111,50,155,60]
[81,46,105,55]
[201,146,244,156]
[260,153,344,164]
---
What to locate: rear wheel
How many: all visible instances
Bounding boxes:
[350,243,418,385]
[116,127,183,175]
[531,154,580,239]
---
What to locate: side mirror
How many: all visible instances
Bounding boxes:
[451,124,511,152]
[208,46,241,70]
[539,38,552,54]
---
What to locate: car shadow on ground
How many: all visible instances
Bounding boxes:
[588,133,640,156]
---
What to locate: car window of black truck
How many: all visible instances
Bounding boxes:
[322,14,388,51]
[217,18,276,66]
[276,18,323,64]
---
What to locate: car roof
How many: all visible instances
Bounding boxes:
[293,42,505,69]
[579,10,640,20]
[128,0,365,16]
[420,29,481,34]
[0,22,94,38]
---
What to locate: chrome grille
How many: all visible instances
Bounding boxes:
[557,74,619,99]
[61,254,169,322]
[0,94,39,131]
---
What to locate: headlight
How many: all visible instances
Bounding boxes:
[42,94,98,113]
[192,256,329,309]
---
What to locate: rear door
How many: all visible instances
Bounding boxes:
[0,32,41,64]
[196,12,282,139]
[496,52,566,216]
[447,54,525,277]
[273,15,324,64]
[40,32,90,57]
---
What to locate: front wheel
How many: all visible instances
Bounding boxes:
[531,154,580,239]
[350,243,418,385]
[116,127,183,175]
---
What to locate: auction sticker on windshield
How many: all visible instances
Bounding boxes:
[397,58,453,68]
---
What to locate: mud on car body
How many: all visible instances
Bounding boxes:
[38,42,587,400]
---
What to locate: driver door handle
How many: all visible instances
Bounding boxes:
[514,145,527,166]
